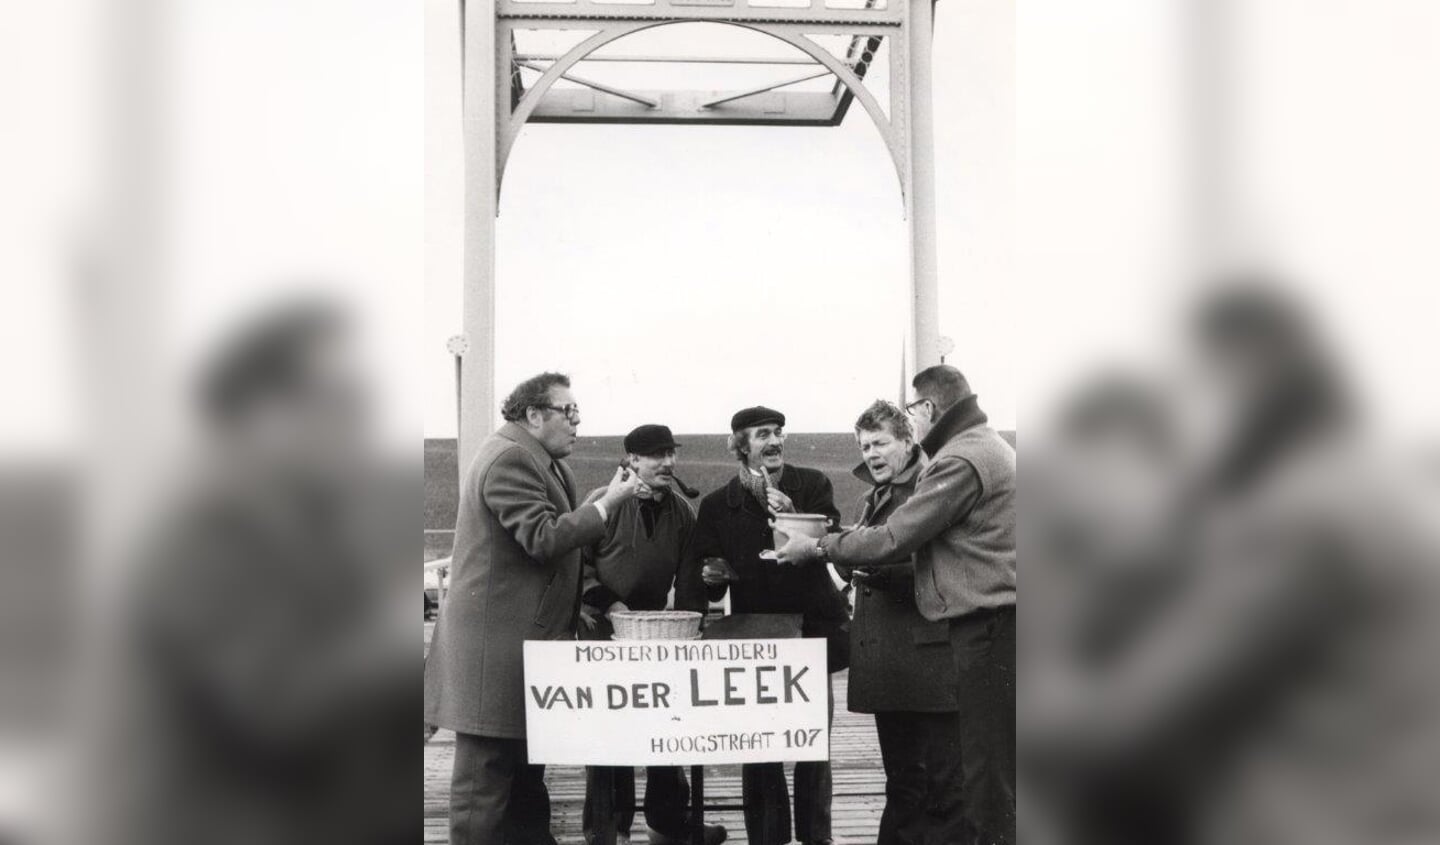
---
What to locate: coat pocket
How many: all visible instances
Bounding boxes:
[532,573,557,626]
[911,619,951,645]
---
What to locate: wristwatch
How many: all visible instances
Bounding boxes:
[814,535,832,563]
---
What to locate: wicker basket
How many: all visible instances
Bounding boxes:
[610,610,703,641]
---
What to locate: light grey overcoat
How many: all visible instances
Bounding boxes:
[424,423,606,738]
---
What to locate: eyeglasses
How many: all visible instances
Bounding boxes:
[536,403,581,421]
[904,398,933,415]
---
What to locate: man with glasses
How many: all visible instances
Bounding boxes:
[774,366,1017,845]
[425,372,641,845]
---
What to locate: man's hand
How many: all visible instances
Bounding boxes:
[772,535,822,565]
[606,600,629,618]
[759,467,795,515]
[578,606,600,632]
[599,465,642,510]
[764,486,796,516]
[701,557,733,587]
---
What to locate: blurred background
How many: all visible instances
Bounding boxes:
[4,0,1440,843]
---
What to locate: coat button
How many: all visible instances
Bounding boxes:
[863,588,872,597]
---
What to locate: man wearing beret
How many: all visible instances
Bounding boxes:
[773,367,1016,845]
[576,424,726,845]
[678,406,847,845]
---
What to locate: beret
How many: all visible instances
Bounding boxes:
[624,424,681,455]
[730,405,786,432]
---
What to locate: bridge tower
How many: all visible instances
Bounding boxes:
[456,0,942,467]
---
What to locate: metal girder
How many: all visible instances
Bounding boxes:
[529,88,842,123]
[497,0,902,25]
[515,52,821,64]
[699,68,833,108]
[504,17,896,33]
[513,59,661,106]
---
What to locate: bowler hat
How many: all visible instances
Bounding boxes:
[730,405,786,432]
[624,424,681,455]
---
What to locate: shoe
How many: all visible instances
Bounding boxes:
[646,823,726,845]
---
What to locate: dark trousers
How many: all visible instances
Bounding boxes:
[873,711,965,845]
[450,733,555,845]
[582,765,690,839]
[741,674,835,845]
[949,607,1017,845]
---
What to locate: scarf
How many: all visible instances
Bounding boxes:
[737,464,771,510]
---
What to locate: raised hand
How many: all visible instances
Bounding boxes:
[600,464,642,510]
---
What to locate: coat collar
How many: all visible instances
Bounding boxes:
[850,443,925,487]
[724,463,800,509]
[498,421,574,507]
[920,394,988,457]
[498,421,554,465]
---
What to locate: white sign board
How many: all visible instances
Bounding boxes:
[524,638,829,766]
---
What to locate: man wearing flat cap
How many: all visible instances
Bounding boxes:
[577,424,726,845]
[678,407,847,845]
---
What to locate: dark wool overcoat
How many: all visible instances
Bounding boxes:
[844,446,959,713]
[678,463,851,669]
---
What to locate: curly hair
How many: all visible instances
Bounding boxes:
[854,399,913,442]
[500,372,570,423]
[726,429,750,463]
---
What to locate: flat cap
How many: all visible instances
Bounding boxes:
[624,424,681,455]
[730,405,786,432]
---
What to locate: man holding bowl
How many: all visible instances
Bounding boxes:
[678,406,847,845]
[772,367,1016,845]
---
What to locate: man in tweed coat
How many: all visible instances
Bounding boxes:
[425,372,640,845]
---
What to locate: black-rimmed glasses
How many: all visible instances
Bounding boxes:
[537,403,581,421]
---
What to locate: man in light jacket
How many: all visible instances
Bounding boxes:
[774,366,1016,845]
[424,372,640,845]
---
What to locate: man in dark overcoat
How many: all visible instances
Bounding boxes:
[676,405,847,845]
[842,400,962,845]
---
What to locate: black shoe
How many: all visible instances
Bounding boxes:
[646,823,726,845]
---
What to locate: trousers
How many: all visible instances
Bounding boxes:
[949,606,1016,845]
[450,733,555,845]
[873,711,965,845]
[741,673,835,844]
[582,765,690,840]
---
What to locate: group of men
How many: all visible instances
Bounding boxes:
[423,364,1016,845]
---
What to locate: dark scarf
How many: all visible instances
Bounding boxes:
[637,493,665,538]
[920,393,989,457]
